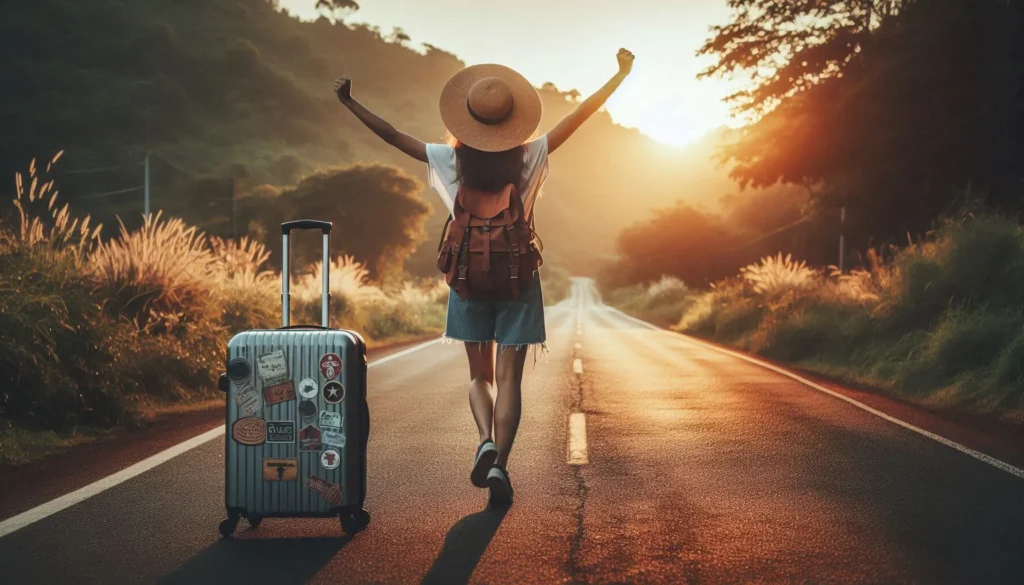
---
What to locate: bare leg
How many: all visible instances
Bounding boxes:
[465,342,496,443]
[493,346,528,467]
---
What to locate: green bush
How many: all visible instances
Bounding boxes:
[606,211,1024,420]
[0,245,138,427]
[890,309,1020,395]
[602,276,694,326]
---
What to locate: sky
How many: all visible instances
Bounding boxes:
[279,0,745,146]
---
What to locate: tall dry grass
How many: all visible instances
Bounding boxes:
[1,157,447,435]
[740,252,816,296]
[291,256,446,338]
[9,152,101,257]
[90,213,220,332]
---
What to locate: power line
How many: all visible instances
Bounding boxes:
[729,216,812,251]
[74,185,144,200]
[60,162,144,175]
[148,153,201,181]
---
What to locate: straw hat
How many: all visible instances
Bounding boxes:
[439,64,542,152]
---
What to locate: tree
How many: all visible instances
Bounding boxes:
[613,204,741,288]
[700,0,1023,247]
[259,164,432,279]
[315,0,360,22]
[388,27,411,45]
[699,0,907,118]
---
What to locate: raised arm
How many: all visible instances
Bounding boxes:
[546,49,634,154]
[334,76,428,163]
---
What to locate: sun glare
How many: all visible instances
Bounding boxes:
[613,88,734,148]
[639,115,705,147]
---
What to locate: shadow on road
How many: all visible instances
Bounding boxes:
[159,533,349,585]
[420,505,508,585]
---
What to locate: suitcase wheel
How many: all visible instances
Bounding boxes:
[340,508,370,535]
[219,515,239,538]
[248,516,262,528]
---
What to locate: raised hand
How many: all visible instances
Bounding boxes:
[334,76,353,104]
[617,48,635,76]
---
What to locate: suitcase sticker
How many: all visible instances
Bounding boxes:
[323,381,344,404]
[299,424,322,451]
[299,399,318,419]
[320,449,341,470]
[323,429,346,449]
[266,421,295,443]
[297,378,319,399]
[263,458,298,481]
[234,383,262,416]
[320,353,342,380]
[264,380,296,406]
[257,350,289,385]
[307,475,343,505]
[232,417,266,446]
[320,411,341,430]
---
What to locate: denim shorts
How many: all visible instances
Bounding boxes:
[444,276,546,348]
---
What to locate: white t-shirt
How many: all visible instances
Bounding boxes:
[425,135,550,221]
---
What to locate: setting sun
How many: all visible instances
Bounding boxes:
[611,86,737,147]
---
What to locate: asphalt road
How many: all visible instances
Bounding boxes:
[1,278,1022,584]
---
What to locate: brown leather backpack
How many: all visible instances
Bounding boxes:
[436,183,542,301]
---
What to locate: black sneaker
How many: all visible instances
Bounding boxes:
[486,465,514,506]
[471,439,498,487]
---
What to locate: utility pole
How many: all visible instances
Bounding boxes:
[839,205,846,274]
[144,152,151,219]
[231,178,239,239]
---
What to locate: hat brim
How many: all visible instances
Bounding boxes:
[439,64,542,153]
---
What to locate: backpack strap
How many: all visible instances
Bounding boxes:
[505,223,521,299]
[457,223,471,282]
[437,214,452,252]
[482,219,492,272]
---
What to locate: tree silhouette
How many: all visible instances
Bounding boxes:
[315,0,360,22]
[388,27,411,45]
[256,164,432,279]
[700,0,1023,248]
[699,0,907,117]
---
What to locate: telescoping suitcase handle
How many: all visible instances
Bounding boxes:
[281,219,333,328]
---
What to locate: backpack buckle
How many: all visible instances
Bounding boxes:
[481,225,491,232]
[509,265,519,279]
[458,265,468,280]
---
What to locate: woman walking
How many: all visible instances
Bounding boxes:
[334,48,633,505]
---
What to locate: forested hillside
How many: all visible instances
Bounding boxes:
[0,0,747,274]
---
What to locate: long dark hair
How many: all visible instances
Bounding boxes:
[452,139,526,193]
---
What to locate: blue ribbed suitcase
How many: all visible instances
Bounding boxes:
[216,220,369,537]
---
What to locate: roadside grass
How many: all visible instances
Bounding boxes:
[604,276,692,327]
[540,264,572,306]
[0,419,111,466]
[605,212,1024,422]
[0,156,448,465]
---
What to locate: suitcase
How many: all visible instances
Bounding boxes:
[217,219,370,537]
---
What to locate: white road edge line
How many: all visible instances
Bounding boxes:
[368,338,443,369]
[0,336,444,539]
[568,413,588,465]
[606,305,1024,481]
